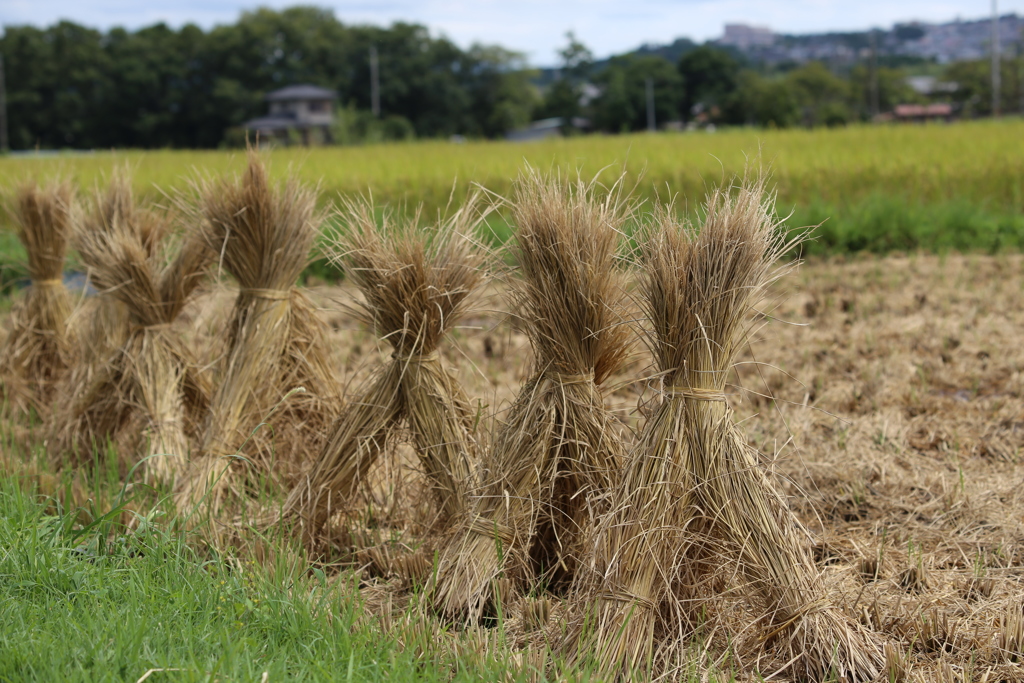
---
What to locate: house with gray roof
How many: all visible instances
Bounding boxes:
[243,84,337,145]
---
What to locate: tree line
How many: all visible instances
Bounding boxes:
[2,6,1021,150]
[0,7,536,149]
[549,35,1024,131]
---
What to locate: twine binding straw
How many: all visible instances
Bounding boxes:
[240,288,291,301]
[466,516,516,545]
[662,386,726,402]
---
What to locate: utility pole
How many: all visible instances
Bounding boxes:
[992,0,1001,117]
[1019,38,1024,114]
[869,29,880,118]
[645,77,655,132]
[0,54,8,153]
[369,45,380,118]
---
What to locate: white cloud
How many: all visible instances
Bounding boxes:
[3,0,1022,64]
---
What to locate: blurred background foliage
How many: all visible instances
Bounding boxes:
[2,6,1021,150]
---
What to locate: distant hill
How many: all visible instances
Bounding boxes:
[537,11,1021,78]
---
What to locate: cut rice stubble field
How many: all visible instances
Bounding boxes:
[5,250,1024,680]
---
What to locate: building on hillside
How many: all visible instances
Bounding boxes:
[505,116,591,142]
[719,23,775,50]
[242,84,337,146]
[874,103,955,123]
[893,103,954,122]
[906,76,959,98]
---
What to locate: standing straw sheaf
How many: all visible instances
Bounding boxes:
[432,169,632,623]
[0,181,76,416]
[174,152,338,522]
[274,195,487,552]
[49,174,212,482]
[568,176,883,681]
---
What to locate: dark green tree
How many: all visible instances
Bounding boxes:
[536,32,595,125]
[677,46,740,121]
[785,61,852,126]
[944,57,1024,117]
[591,55,682,132]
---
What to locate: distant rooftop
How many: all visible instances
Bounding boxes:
[265,84,337,102]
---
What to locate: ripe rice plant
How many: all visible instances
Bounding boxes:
[566,173,882,681]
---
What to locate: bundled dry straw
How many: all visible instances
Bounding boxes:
[174,152,337,519]
[567,176,883,681]
[274,195,487,550]
[49,173,212,482]
[0,181,76,415]
[432,169,632,623]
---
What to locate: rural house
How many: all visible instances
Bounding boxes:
[243,84,337,146]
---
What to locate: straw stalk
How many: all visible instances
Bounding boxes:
[0,181,76,415]
[174,153,338,522]
[432,169,632,623]
[568,177,883,681]
[50,174,211,482]
[274,196,486,552]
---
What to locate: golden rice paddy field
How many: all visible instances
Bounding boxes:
[0,119,1021,214]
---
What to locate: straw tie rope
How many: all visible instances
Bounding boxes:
[595,590,659,612]
[145,416,183,430]
[32,278,64,289]
[131,322,174,333]
[392,351,440,364]
[241,287,292,301]
[544,371,595,385]
[664,386,727,402]
[466,515,515,545]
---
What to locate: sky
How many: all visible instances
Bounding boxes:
[3,0,1024,65]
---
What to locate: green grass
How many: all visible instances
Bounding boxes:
[0,473,526,682]
[0,459,736,683]
[0,414,735,683]
[790,196,1024,255]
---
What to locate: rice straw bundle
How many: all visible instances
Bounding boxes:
[273,195,487,549]
[174,152,337,519]
[49,174,212,482]
[0,181,76,415]
[432,169,632,623]
[569,176,882,681]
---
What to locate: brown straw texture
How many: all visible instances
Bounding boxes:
[567,175,883,681]
[0,181,76,416]
[49,172,211,482]
[174,151,338,523]
[273,195,487,552]
[432,168,632,623]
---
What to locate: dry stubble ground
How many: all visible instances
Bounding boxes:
[290,252,1024,680]
[9,252,1024,680]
